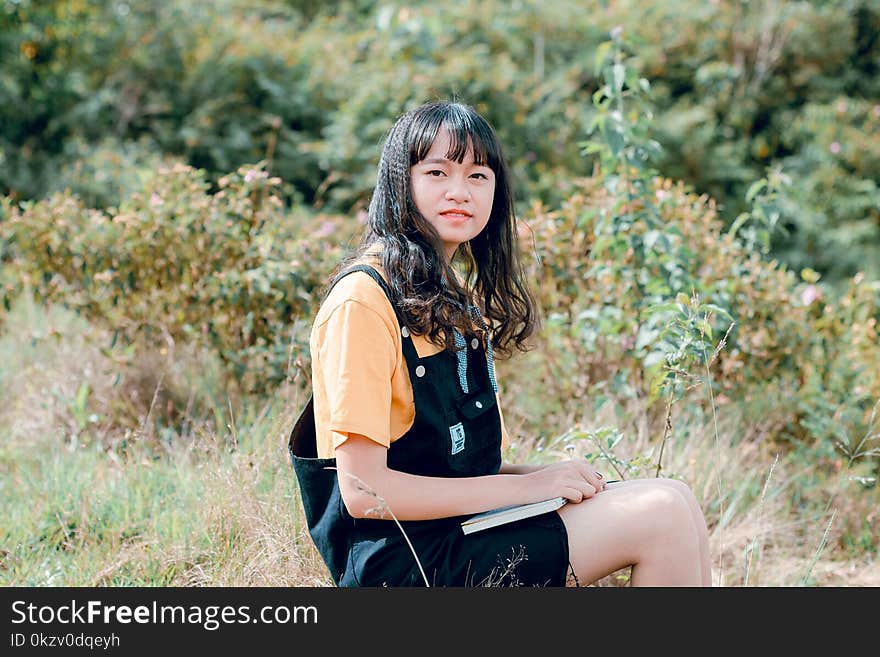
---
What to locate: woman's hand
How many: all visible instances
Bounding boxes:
[523,460,606,503]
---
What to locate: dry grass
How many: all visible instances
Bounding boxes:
[2,297,877,586]
[507,388,879,587]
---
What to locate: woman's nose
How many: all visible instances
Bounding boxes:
[444,176,469,202]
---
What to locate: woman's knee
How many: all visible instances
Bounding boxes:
[621,484,696,544]
[597,483,692,536]
[655,477,699,506]
[646,484,690,518]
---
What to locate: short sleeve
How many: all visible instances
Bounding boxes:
[316,299,398,448]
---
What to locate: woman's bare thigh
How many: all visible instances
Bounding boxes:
[556,479,701,585]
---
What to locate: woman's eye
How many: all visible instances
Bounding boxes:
[427,169,445,177]
[470,172,489,180]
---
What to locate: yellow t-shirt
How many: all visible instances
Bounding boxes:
[310,257,510,459]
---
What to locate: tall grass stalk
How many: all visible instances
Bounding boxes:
[654,394,674,478]
[743,453,779,586]
[699,319,735,584]
[844,398,880,466]
[800,508,837,586]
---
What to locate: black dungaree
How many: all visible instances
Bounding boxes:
[288,265,570,587]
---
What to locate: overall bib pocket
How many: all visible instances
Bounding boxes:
[444,388,501,476]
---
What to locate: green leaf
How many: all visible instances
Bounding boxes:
[746,179,768,204]
[594,41,612,77]
[75,383,90,411]
[612,63,625,94]
[701,304,735,322]
[728,212,750,237]
[645,303,679,316]
[800,268,821,283]
[604,126,626,156]
[580,142,605,155]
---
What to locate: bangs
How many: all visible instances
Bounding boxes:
[409,103,501,171]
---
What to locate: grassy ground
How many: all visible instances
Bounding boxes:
[1,296,877,586]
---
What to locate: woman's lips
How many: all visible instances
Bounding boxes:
[439,209,473,220]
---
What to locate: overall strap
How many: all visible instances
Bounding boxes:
[327,264,422,365]
[328,264,391,308]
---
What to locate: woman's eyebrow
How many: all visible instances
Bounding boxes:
[420,157,487,166]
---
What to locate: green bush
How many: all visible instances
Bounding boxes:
[1,162,358,395]
[511,35,880,478]
[772,98,880,283]
[3,0,878,286]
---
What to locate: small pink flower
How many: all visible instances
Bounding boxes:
[873,105,880,118]
[244,169,258,183]
[801,285,820,305]
[829,141,841,154]
[314,220,336,238]
[150,192,163,207]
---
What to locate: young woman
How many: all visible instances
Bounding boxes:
[289,100,711,587]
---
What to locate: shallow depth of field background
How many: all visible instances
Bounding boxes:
[1,0,878,586]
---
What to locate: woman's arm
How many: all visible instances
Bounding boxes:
[335,433,600,521]
[499,461,545,475]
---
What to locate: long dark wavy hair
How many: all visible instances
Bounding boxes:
[334,100,539,358]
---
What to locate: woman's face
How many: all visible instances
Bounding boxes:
[410,127,496,262]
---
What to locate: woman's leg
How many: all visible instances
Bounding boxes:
[614,478,712,586]
[556,480,704,586]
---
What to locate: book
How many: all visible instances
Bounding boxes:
[460,497,568,535]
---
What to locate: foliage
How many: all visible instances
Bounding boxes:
[773,98,880,283]
[645,0,880,284]
[3,24,878,479]
[1,162,357,395]
[510,34,880,483]
[2,0,877,285]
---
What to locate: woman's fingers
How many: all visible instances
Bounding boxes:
[542,461,605,500]
[570,460,605,492]
[564,481,597,503]
[563,489,584,503]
